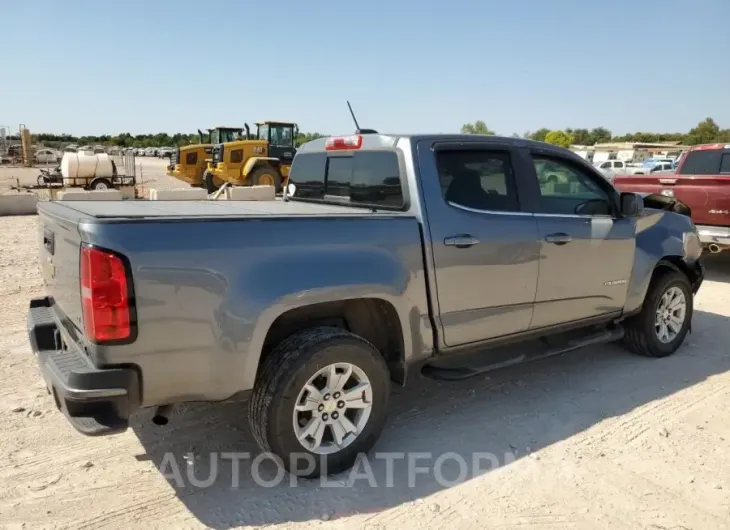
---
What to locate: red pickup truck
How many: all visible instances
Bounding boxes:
[613,143,730,253]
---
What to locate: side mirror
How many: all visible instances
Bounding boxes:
[620,192,643,217]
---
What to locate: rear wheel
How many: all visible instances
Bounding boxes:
[248,166,282,193]
[622,270,693,358]
[203,170,218,194]
[249,327,391,477]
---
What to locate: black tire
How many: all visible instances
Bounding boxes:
[622,270,693,358]
[203,170,218,194]
[249,327,391,478]
[89,178,112,190]
[248,165,282,193]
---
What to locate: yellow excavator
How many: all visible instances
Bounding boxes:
[203,121,298,193]
[166,126,245,187]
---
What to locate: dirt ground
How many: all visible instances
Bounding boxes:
[0,214,729,530]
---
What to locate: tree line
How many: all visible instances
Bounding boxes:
[7,118,729,149]
[460,118,730,148]
[5,131,328,148]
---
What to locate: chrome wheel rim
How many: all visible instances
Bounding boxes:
[655,286,687,343]
[293,362,373,455]
[94,182,108,190]
[258,174,275,186]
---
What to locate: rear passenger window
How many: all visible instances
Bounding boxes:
[720,153,730,174]
[435,149,519,212]
[287,151,404,208]
[679,150,722,175]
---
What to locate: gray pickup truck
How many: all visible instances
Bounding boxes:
[29,133,704,477]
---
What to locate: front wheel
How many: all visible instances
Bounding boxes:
[249,327,391,478]
[248,166,282,193]
[622,270,693,358]
[203,170,218,194]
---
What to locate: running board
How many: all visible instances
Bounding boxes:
[421,326,624,382]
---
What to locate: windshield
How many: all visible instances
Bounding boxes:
[257,124,269,143]
[210,129,243,144]
[258,124,295,147]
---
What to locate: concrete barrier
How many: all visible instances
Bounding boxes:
[150,188,208,200]
[0,193,39,216]
[57,189,123,201]
[225,185,276,201]
[119,186,136,200]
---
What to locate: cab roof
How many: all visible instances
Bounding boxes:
[689,143,730,151]
[255,121,297,126]
[296,133,570,154]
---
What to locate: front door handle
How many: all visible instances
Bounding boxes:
[545,233,572,245]
[444,234,480,248]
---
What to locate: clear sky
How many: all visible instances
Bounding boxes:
[3,0,729,137]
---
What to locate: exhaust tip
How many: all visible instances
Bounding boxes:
[152,415,169,426]
[152,405,173,426]
[708,244,722,254]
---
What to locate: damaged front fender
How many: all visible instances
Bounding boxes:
[637,192,692,217]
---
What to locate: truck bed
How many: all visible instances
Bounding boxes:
[53,199,411,221]
[36,198,426,408]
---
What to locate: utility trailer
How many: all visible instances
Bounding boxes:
[25,152,138,197]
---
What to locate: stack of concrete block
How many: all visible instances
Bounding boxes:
[0,193,39,216]
[57,189,123,201]
[225,185,276,201]
[149,188,208,200]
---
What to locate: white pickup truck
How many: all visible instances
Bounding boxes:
[595,160,664,181]
[595,160,636,181]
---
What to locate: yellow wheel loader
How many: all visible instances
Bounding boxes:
[203,121,298,194]
[166,127,245,187]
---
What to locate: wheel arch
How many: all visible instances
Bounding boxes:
[254,297,408,387]
[625,254,701,316]
[242,156,281,178]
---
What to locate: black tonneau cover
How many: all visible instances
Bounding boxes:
[46,199,412,221]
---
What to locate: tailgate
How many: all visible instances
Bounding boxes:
[613,174,730,226]
[38,203,84,332]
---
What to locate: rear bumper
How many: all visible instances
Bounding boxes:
[696,225,730,246]
[27,297,140,436]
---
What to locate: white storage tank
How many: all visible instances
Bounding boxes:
[61,152,115,187]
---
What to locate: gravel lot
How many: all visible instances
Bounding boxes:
[0,213,729,529]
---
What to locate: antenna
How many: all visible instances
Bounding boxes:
[346,101,377,134]
[347,100,361,131]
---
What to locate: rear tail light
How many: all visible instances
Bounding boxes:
[325,135,363,151]
[80,245,133,343]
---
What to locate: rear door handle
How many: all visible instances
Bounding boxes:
[545,233,572,245]
[444,234,480,248]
